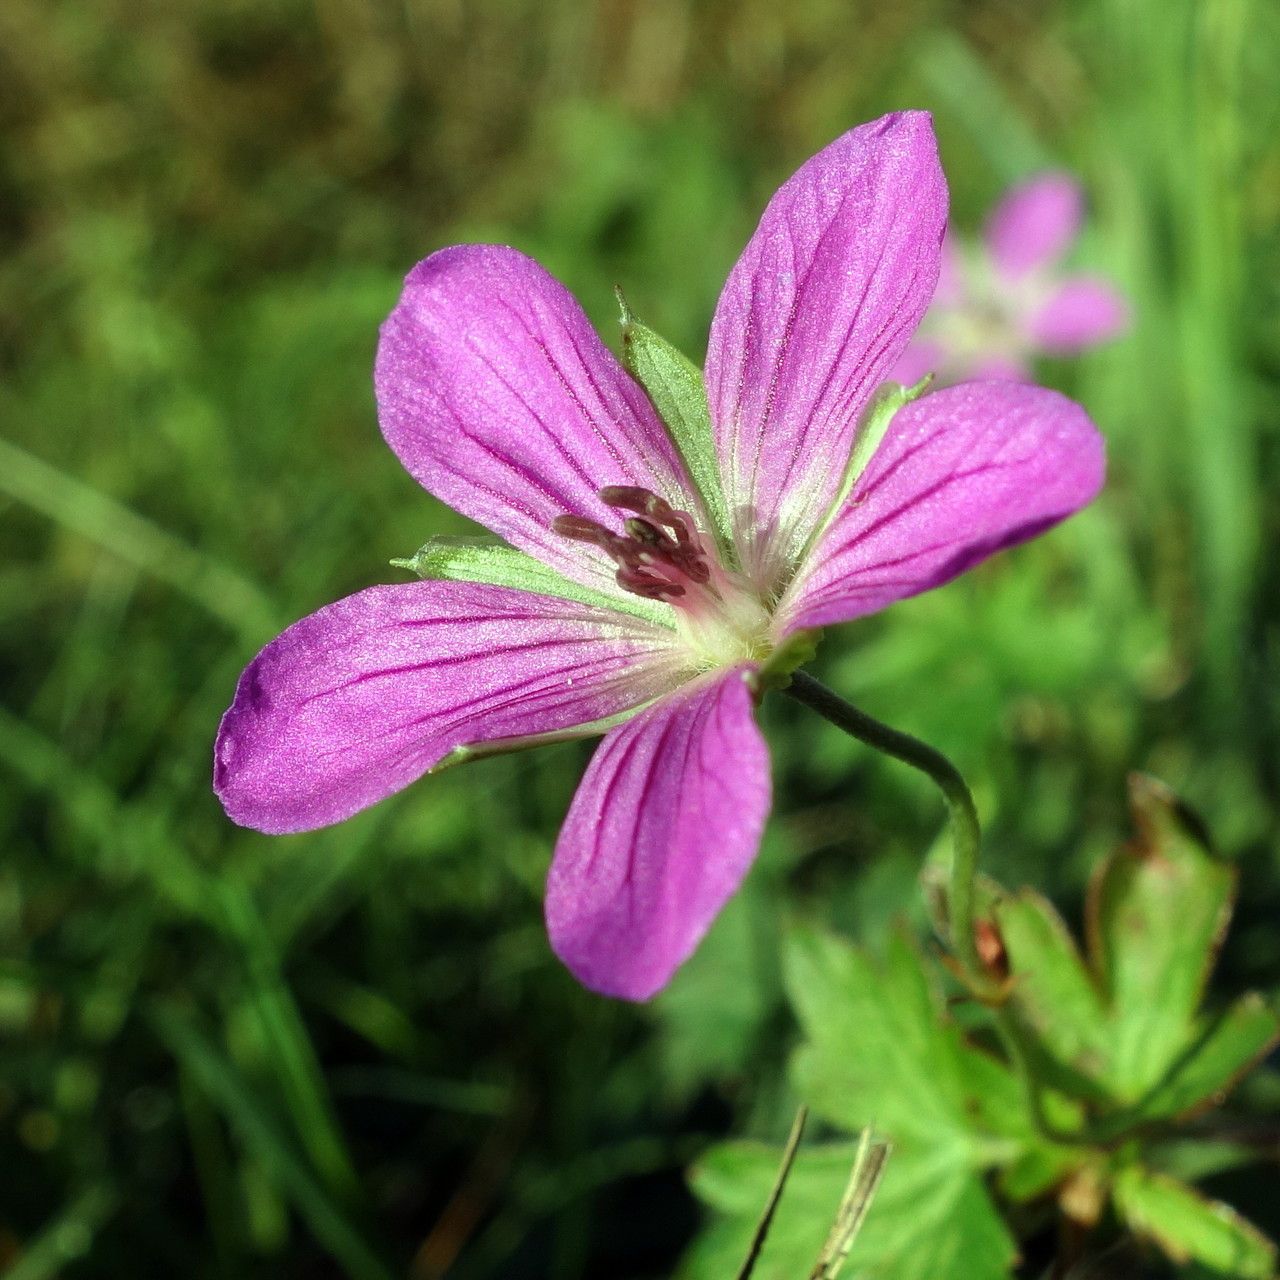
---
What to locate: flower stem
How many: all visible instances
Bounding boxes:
[783,672,984,974]
[783,671,1093,1149]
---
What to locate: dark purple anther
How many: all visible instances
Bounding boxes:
[623,517,672,548]
[616,566,686,600]
[552,514,612,544]
[598,485,666,515]
[553,487,714,603]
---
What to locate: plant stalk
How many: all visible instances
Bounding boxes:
[783,671,1094,1149]
[783,672,983,975]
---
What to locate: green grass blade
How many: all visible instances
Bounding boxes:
[150,1002,395,1280]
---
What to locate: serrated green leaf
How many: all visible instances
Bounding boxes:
[953,1041,1083,1202]
[392,535,672,627]
[980,779,1274,1146]
[994,888,1111,1096]
[616,294,733,554]
[953,1040,1080,1150]
[784,925,1083,1220]
[1087,775,1236,1099]
[1112,1164,1276,1278]
[1148,1136,1276,1185]
[1126,993,1280,1123]
[784,926,970,1142]
[682,1140,1016,1280]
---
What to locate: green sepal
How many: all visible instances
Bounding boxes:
[843,375,934,495]
[1111,1163,1276,1278]
[806,374,933,553]
[392,535,672,628]
[615,290,734,558]
[395,539,672,770]
[749,629,823,696]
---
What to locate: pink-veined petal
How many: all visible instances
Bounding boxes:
[375,245,696,591]
[1027,276,1129,351]
[705,111,948,566]
[986,173,1083,280]
[781,382,1104,631]
[214,580,688,835]
[545,667,770,1001]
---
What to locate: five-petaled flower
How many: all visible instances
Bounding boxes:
[215,112,1104,1001]
[892,172,1128,386]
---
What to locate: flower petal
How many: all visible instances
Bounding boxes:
[985,173,1083,280]
[1027,276,1129,351]
[782,382,1105,631]
[545,668,770,1001]
[215,580,688,834]
[375,245,695,590]
[705,111,948,568]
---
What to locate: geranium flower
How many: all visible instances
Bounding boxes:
[214,113,1104,1000]
[893,172,1128,385]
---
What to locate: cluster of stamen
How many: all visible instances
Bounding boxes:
[552,487,713,602]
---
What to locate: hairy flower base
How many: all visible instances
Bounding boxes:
[554,485,774,670]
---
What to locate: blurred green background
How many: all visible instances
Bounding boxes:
[2,0,1278,1276]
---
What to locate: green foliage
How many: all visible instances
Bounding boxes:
[691,1137,1028,1280]
[1112,1167,1276,1280]
[684,1138,1015,1280]
[1088,779,1236,1097]
[996,777,1279,1129]
[684,927,1025,1280]
[152,1002,394,1280]
[685,779,1278,1279]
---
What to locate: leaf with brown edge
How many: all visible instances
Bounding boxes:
[1086,774,1236,1101]
[1112,1163,1276,1278]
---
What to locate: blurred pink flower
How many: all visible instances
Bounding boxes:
[214,115,1105,1000]
[893,173,1129,386]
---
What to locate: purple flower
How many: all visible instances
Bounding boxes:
[214,113,1105,1001]
[893,173,1129,386]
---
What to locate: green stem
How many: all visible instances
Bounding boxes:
[784,672,983,975]
[782,671,1095,1149]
